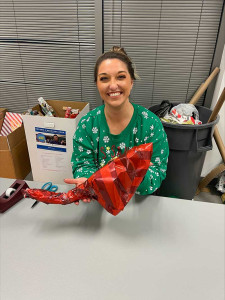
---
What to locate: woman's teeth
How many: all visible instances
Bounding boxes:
[109,92,121,97]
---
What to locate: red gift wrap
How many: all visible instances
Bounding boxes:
[23,143,153,215]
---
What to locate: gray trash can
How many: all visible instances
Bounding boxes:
[149,105,219,199]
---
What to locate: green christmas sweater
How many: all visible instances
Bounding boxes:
[71,103,169,195]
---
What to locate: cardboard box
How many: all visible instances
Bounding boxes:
[22,100,89,184]
[0,108,31,179]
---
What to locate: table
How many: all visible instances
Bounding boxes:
[0,178,224,300]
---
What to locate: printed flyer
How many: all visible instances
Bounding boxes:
[35,127,67,171]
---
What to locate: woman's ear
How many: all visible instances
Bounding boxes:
[131,80,134,89]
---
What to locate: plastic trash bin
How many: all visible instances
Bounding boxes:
[149,105,219,199]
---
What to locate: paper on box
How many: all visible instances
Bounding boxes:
[22,100,89,184]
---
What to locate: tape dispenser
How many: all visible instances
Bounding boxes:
[0,180,29,213]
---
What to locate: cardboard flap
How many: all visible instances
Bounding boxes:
[0,108,7,131]
[31,104,41,112]
[22,104,43,116]
[47,100,89,118]
[0,136,9,150]
[0,108,9,150]
[23,100,88,118]
[11,137,31,178]
[0,138,31,179]
[7,125,26,150]
[0,150,16,178]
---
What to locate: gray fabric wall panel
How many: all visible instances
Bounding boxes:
[104,0,224,108]
[0,0,224,112]
[0,0,96,113]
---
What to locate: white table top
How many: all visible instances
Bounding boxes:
[0,178,224,300]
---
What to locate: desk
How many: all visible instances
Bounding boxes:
[0,178,224,300]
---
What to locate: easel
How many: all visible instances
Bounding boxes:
[189,68,225,202]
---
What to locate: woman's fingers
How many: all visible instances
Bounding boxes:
[64,178,77,184]
[64,177,87,186]
[82,199,91,203]
[64,177,90,205]
[74,199,91,204]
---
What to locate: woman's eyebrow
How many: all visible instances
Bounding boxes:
[98,71,127,76]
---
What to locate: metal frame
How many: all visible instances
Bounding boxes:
[204,1,225,108]
[94,0,104,106]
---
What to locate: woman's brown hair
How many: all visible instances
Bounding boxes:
[94,46,137,82]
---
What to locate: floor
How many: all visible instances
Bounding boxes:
[25,172,224,205]
[194,184,224,204]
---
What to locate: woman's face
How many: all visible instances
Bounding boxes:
[96,59,133,109]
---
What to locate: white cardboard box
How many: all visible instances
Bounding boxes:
[22,100,89,184]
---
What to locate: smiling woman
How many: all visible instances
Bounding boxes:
[64,46,169,202]
[97,59,133,108]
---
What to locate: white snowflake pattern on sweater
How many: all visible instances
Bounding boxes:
[71,103,169,196]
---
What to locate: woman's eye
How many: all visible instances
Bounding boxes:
[100,77,108,81]
[118,75,126,79]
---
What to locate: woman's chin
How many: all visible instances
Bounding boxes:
[104,96,129,108]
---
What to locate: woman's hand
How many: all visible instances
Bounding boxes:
[64,177,87,186]
[64,177,90,205]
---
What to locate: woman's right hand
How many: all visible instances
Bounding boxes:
[64,177,90,205]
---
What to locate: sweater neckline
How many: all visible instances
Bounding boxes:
[101,103,137,140]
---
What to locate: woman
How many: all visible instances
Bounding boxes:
[65,46,169,203]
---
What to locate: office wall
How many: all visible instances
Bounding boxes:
[104,0,224,108]
[201,44,225,176]
[1,1,224,113]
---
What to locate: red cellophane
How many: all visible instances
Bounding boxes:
[23,143,153,215]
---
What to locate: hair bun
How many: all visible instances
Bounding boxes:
[94,45,138,82]
[111,46,128,56]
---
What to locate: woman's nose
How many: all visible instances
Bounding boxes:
[109,78,118,90]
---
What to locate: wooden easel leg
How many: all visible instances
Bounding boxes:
[196,163,225,195]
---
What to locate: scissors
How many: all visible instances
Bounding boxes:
[41,182,58,192]
[31,182,58,208]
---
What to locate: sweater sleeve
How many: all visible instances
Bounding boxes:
[71,118,98,179]
[136,119,169,195]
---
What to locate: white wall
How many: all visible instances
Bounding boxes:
[201,44,225,176]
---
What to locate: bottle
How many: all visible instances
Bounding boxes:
[65,107,72,118]
[70,109,79,119]
[38,97,56,117]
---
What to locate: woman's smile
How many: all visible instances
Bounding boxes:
[107,91,123,98]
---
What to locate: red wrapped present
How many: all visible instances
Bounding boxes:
[23,143,153,215]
